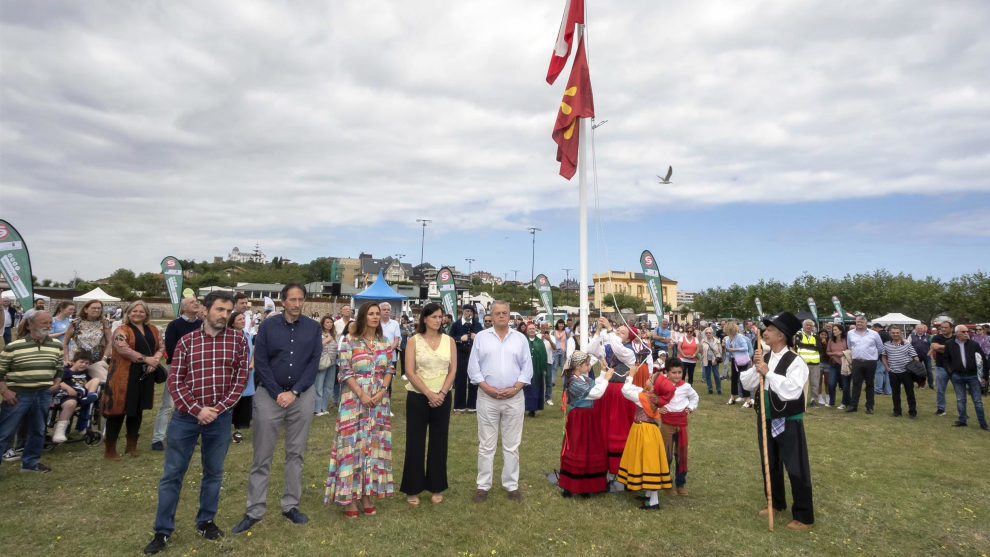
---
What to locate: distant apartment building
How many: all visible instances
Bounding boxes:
[592,270,677,313]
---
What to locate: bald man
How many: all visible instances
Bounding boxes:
[152,297,203,451]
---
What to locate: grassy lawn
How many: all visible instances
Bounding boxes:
[2,373,988,556]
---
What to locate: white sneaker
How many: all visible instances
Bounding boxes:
[818,395,826,405]
[837,404,846,410]
[52,420,69,443]
[546,399,553,405]
[735,397,744,402]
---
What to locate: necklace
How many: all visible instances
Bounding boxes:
[422,333,442,351]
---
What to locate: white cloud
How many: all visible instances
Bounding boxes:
[1,0,988,281]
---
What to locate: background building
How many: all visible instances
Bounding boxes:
[592,270,677,313]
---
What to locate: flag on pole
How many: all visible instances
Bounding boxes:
[552,36,594,180]
[161,257,184,318]
[546,0,585,84]
[0,220,34,312]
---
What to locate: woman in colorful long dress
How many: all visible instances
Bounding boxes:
[325,301,394,518]
[558,351,613,496]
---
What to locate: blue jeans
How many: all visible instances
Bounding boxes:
[874,360,891,394]
[935,366,950,411]
[702,362,721,393]
[949,374,987,426]
[545,364,555,400]
[921,355,933,388]
[0,389,52,468]
[314,364,336,413]
[153,410,233,535]
[823,364,850,406]
[552,349,566,376]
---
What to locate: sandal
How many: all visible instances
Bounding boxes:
[363,506,377,515]
[431,493,443,504]
[407,496,420,507]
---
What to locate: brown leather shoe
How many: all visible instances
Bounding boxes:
[507,490,524,503]
[125,436,139,457]
[104,439,121,461]
[786,520,811,531]
[758,507,781,518]
[472,489,488,503]
[676,487,688,496]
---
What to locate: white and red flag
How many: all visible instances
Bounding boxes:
[546,0,585,85]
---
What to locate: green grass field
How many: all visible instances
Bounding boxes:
[2,373,988,556]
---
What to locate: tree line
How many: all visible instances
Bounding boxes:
[690,270,989,324]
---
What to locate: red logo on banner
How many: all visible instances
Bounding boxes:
[0,225,8,240]
[539,277,546,285]
[644,254,653,266]
[440,271,450,281]
[166,258,176,268]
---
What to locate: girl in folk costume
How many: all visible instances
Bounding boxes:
[617,364,675,510]
[659,359,699,495]
[585,317,639,482]
[558,351,614,496]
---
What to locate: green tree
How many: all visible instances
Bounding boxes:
[109,268,137,287]
[601,293,646,313]
[134,272,165,297]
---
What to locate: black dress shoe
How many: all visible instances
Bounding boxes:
[197,520,224,540]
[143,533,169,555]
[845,407,857,413]
[231,515,260,534]
[282,508,309,524]
[865,409,874,415]
[980,424,989,431]
[952,421,967,427]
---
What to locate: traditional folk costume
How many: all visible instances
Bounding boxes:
[524,332,548,413]
[558,354,610,495]
[585,328,638,476]
[617,367,675,509]
[740,312,815,528]
[660,379,699,490]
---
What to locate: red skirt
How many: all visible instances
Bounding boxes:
[559,405,608,494]
[599,382,636,475]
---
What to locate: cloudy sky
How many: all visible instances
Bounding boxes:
[2,0,988,292]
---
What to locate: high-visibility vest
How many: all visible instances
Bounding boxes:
[796,332,820,364]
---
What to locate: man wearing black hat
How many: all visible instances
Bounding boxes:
[450,304,483,414]
[741,311,815,531]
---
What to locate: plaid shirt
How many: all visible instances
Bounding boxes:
[168,326,249,417]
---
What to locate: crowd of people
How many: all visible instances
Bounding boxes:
[1,289,987,552]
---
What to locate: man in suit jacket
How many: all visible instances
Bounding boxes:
[449,304,483,414]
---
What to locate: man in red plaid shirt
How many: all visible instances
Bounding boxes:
[144,291,249,555]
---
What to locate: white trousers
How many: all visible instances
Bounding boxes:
[476,389,524,491]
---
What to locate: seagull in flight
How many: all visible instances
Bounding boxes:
[657,166,673,184]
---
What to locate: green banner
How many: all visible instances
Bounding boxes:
[808,297,818,322]
[639,250,665,326]
[831,295,845,323]
[161,256,184,317]
[0,220,34,311]
[755,297,764,319]
[437,267,457,318]
[535,274,553,320]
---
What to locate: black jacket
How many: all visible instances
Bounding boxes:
[448,319,483,353]
[944,338,986,377]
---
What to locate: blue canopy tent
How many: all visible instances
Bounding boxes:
[352,270,408,302]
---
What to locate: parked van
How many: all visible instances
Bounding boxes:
[534,311,569,325]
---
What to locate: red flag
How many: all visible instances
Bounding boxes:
[546,0,584,85]
[552,37,594,180]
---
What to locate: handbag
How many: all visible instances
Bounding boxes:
[319,352,334,369]
[152,363,168,384]
[733,353,751,367]
[905,360,926,380]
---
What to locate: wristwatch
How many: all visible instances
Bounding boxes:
[291,389,300,397]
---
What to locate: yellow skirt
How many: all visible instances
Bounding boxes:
[617,423,672,491]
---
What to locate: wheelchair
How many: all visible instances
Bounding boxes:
[45,384,104,449]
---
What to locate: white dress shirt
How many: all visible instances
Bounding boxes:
[664,382,700,413]
[740,347,808,401]
[467,327,533,389]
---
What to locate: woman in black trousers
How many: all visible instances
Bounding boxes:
[400,303,457,505]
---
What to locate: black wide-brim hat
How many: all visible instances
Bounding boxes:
[762,311,802,344]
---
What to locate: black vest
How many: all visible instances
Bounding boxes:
[756,350,805,419]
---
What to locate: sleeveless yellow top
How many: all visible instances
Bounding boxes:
[406,333,451,393]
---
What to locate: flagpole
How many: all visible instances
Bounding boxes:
[577,23,589,348]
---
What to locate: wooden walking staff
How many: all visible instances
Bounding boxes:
[753,335,773,531]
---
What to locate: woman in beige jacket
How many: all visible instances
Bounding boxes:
[698,327,724,395]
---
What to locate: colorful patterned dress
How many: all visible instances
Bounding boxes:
[324,335,394,505]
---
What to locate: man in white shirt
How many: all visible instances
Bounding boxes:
[380,303,401,372]
[467,301,532,504]
[333,305,353,338]
[741,311,814,531]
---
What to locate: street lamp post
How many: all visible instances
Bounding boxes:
[416,219,432,266]
[465,258,475,277]
[562,267,572,289]
[527,227,541,307]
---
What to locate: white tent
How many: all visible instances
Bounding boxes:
[871,312,921,327]
[1,290,49,301]
[72,287,121,302]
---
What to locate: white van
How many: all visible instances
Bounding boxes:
[534,311,569,326]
